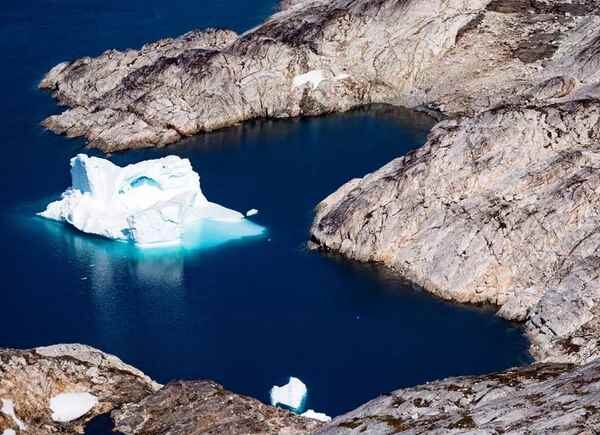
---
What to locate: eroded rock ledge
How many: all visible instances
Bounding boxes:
[2,345,599,434]
[309,0,600,366]
[0,345,321,434]
[41,0,596,152]
[319,359,600,434]
[35,0,600,432]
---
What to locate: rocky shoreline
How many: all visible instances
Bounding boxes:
[1,345,599,434]
[29,0,600,432]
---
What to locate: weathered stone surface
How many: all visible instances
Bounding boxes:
[113,380,323,434]
[306,0,600,366]
[310,99,600,366]
[33,0,600,432]
[42,0,600,151]
[0,344,160,434]
[318,360,600,434]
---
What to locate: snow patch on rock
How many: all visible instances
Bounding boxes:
[39,154,261,246]
[301,409,332,422]
[1,399,27,430]
[49,392,98,423]
[293,70,323,89]
[2,429,16,435]
[270,377,307,411]
[334,73,351,81]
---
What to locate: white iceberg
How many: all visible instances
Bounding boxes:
[49,392,98,423]
[270,377,307,411]
[301,409,332,422]
[39,154,260,246]
[1,399,26,430]
[246,208,259,217]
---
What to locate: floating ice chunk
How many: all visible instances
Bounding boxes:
[293,70,324,89]
[39,154,260,247]
[301,409,332,422]
[246,208,259,217]
[1,399,26,430]
[49,392,98,423]
[270,377,307,411]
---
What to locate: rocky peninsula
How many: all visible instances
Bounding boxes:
[30,0,600,432]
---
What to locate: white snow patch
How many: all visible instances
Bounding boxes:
[1,399,27,430]
[334,73,351,81]
[293,70,324,89]
[270,377,307,411]
[246,208,259,217]
[49,392,98,423]
[2,429,16,435]
[301,409,332,422]
[39,154,259,246]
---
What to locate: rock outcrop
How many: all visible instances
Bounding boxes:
[318,360,600,434]
[113,380,322,434]
[35,0,600,432]
[0,345,322,435]
[310,99,600,366]
[41,0,597,152]
[0,344,159,434]
[3,344,600,434]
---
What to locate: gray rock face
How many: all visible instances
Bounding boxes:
[0,345,321,434]
[34,0,600,432]
[318,360,600,434]
[113,380,323,434]
[310,100,600,366]
[41,0,597,151]
[0,344,159,434]
[307,0,600,366]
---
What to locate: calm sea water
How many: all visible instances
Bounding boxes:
[0,0,531,425]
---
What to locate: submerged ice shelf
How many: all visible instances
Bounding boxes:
[40,154,264,247]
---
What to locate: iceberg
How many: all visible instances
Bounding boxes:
[40,154,259,246]
[301,409,332,422]
[49,392,98,423]
[270,377,307,411]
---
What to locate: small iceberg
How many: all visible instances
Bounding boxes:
[49,392,98,423]
[39,154,264,247]
[301,409,332,422]
[270,377,307,411]
[246,208,259,217]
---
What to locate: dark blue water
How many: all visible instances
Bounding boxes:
[0,0,530,424]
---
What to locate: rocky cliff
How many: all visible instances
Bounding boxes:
[41,0,596,152]
[309,0,600,366]
[0,344,159,434]
[0,345,321,435]
[2,344,599,434]
[34,0,600,433]
[318,360,600,434]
